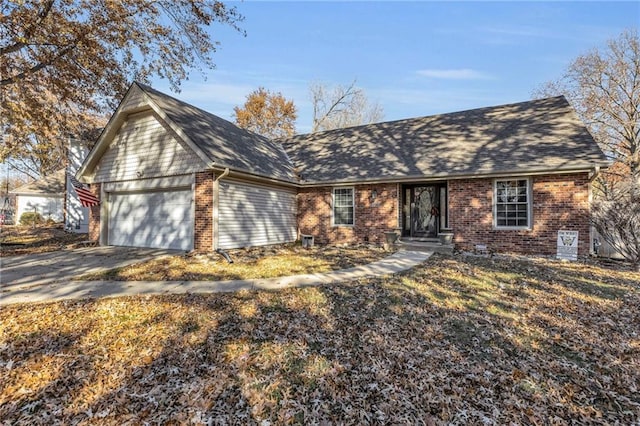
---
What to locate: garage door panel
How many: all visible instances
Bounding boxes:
[108,189,193,250]
[219,182,296,249]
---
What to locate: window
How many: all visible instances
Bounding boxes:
[333,187,354,226]
[494,179,530,228]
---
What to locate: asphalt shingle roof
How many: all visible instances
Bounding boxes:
[280,96,609,184]
[138,83,296,182]
[11,169,66,195]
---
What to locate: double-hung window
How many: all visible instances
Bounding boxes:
[333,187,354,226]
[494,179,531,229]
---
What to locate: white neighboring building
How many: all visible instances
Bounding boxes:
[66,138,90,233]
[12,169,65,223]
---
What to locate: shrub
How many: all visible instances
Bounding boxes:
[19,211,44,226]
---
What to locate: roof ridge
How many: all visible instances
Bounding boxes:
[279,94,607,184]
[137,82,276,144]
[136,83,298,183]
[286,95,568,140]
[11,168,66,194]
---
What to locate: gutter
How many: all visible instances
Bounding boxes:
[298,166,609,187]
[208,164,608,189]
[209,164,298,188]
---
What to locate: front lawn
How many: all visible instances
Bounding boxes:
[1,254,638,424]
[79,244,392,281]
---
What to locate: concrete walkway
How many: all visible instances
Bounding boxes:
[0,250,432,305]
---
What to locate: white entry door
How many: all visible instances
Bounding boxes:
[107,189,193,250]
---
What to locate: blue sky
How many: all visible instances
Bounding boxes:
[151,1,639,134]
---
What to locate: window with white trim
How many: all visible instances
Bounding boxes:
[494,179,531,228]
[333,187,354,226]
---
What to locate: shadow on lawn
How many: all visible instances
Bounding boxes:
[0,314,96,417]
[542,260,638,301]
[1,254,638,424]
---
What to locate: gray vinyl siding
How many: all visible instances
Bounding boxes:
[93,112,204,182]
[123,86,148,111]
[218,181,297,249]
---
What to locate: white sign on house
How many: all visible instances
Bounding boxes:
[557,230,579,261]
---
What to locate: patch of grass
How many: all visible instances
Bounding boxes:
[1,254,638,424]
[78,244,391,281]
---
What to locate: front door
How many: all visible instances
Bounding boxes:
[404,185,440,238]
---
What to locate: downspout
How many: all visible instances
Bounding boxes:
[589,165,601,182]
[213,168,233,263]
[216,168,231,181]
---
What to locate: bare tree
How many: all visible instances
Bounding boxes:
[310,80,384,132]
[534,29,640,266]
[533,29,639,185]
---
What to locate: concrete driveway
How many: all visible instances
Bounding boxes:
[1,246,181,290]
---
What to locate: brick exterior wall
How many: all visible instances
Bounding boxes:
[88,170,590,256]
[88,183,101,241]
[448,173,591,256]
[298,183,398,245]
[194,171,214,251]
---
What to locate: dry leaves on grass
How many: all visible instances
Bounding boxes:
[79,244,392,281]
[1,254,638,424]
[0,225,89,257]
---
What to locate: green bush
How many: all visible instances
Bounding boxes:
[19,211,44,226]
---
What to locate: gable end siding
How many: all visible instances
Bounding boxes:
[122,86,149,112]
[92,112,204,182]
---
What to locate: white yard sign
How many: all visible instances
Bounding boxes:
[557,230,579,261]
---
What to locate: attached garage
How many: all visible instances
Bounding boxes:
[107,188,193,251]
[218,181,296,249]
[78,83,300,252]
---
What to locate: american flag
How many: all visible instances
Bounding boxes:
[68,171,100,207]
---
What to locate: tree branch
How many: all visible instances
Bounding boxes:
[0,44,75,86]
[0,0,56,56]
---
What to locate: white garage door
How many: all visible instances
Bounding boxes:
[108,189,193,250]
[219,181,296,249]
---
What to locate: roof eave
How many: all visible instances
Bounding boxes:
[12,191,65,196]
[77,82,213,183]
[77,84,141,182]
[141,89,215,168]
[209,165,298,188]
[297,164,609,187]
